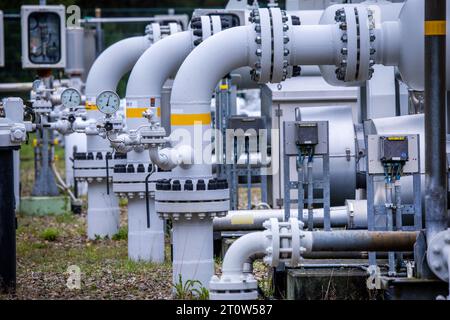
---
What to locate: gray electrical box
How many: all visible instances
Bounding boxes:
[228,116,266,132]
[379,136,409,163]
[0,11,4,67]
[367,134,419,174]
[284,121,328,155]
[295,122,319,146]
[21,5,66,69]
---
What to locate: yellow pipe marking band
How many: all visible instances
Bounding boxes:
[170,113,211,126]
[85,102,97,111]
[126,107,148,118]
[220,84,229,90]
[156,107,161,117]
[231,214,254,225]
[425,20,446,36]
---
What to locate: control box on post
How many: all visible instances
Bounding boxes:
[365,134,420,276]
[225,115,268,210]
[21,5,66,69]
[367,135,419,175]
[284,121,328,156]
[283,120,330,231]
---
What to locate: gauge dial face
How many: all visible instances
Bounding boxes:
[96,90,120,115]
[61,88,81,109]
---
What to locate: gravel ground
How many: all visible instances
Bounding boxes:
[1,208,175,300]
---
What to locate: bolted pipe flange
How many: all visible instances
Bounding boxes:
[155,178,229,221]
[262,217,308,268]
[427,229,450,282]
[209,273,258,300]
[249,7,293,84]
[333,5,374,83]
[191,15,223,47]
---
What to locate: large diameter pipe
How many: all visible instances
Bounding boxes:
[310,231,418,252]
[172,216,214,290]
[0,147,16,293]
[170,25,257,178]
[84,36,151,239]
[87,181,120,239]
[424,0,448,241]
[128,197,164,262]
[126,31,193,107]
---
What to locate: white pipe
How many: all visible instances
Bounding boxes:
[290,25,340,66]
[213,206,352,231]
[87,181,120,239]
[126,31,193,103]
[84,36,152,239]
[124,34,192,264]
[170,26,257,178]
[85,36,151,99]
[172,216,214,289]
[128,197,164,262]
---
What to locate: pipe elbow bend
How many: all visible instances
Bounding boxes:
[221,231,268,275]
[149,145,193,171]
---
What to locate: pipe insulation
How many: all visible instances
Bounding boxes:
[83,36,151,239]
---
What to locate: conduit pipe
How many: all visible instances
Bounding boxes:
[84,36,152,239]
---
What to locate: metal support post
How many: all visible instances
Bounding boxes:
[424,0,448,241]
[0,147,16,293]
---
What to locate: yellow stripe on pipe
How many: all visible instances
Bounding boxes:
[171,113,211,126]
[126,107,148,118]
[85,102,97,111]
[425,20,446,36]
[231,214,254,225]
[156,107,161,117]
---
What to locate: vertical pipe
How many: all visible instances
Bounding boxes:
[0,148,16,293]
[128,197,164,262]
[87,180,119,239]
[307,160,314,230]
[172,216,213,289]
[424,0,448,241]
[95,8,103,56]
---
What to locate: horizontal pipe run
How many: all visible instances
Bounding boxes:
[213,207,351,231]
[311,231,418,252]
[0,82,33,92]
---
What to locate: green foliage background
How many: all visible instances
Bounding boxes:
[0,0,230,98]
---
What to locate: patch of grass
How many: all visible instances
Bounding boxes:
[55,212,76,224]
[173,274,209,300]
[31,242,49,249]
[112,227,128,241]
[40,227,59,242]
[119,197,128,207]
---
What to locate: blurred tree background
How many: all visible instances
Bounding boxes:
[0,0,239,98]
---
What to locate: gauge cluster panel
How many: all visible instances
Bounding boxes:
[21,5,66,69]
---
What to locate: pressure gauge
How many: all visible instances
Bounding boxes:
[61,88,81,109]
[96,90,120,115]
